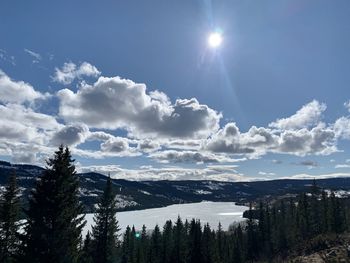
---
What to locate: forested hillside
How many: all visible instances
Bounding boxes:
[1,146,350,262]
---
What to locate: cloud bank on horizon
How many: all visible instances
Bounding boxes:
[0,62,350,181]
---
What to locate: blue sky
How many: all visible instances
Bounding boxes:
[1,0,350,181]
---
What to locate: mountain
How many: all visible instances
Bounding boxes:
[1,160,350,213]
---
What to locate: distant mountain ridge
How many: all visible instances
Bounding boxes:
[1,160,350,213]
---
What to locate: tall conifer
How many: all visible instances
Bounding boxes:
[0,171,20,263]
[91,176,120,263]
[22,146,85,263]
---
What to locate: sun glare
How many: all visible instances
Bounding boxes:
[208,32,223,48]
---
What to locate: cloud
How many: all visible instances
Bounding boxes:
[52,62,101,84]
[12,151,37,164]
[334,116,350,140]
[51,123,89,146]
[283,172,350,180]
[58,76,221,139]
[0,49,15,66]
[269,100,326,130]
[24,49,42,63]
[149,150,239,164]
[204,123,261,155]
[100,137,138,155]
[258,171,275,176]
[0,70,47,103]
[272,159,283,164]
[204,102,337,157]
[0,103,62,142]
[78,164,252,181]
[335,164,350,169]
[276,124,337,156]
[292,160,318,168]
[344,100,350,112]
[137,139,161,152]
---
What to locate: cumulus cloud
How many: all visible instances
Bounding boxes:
[204,102,337,157]
[13,151,37,164]
[0,70,46,103]
[276,124,336,156]
[78,164,251,181]
[149,150,239,164]
[138,139,161,152]
[51,123,89,146]
[0,104,62,142]
[334,116,350,139]
[269,100,326,130]
[52,62,101,84]
[100,137,136,154]
[57,76,221,139]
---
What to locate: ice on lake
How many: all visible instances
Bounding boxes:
[83,201,247,236]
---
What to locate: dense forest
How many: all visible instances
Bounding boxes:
[0,146,349,263]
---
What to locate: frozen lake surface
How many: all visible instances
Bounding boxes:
[83,201,247,236]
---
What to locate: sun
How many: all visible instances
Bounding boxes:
[208,32,223,48]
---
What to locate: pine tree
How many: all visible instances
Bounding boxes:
[149,225,162,263]
[201,223,213,263]
[216,222,224,263]
[0,171,20,263]
[80,231,94,263]
[137,225,148,263]
[22,146,86,263]
[188,219,202,263]
[121,226,132,263]
[232,225,243,263]
[172,216,187,263]
[162,220,173,263]
[91,176,120,263]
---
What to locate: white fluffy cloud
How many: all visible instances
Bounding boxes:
[149,150,239,164]
[100,137,138,154]
[57,76,222,139]
[334,116,350,139]
[52,62,101,84]
[269,100,326,130]
[204,102,337,157]
[0,104,61,142]
[0,70,46,103]
[344,100,350,112]
[78,164,250,181]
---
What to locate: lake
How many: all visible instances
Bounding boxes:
[83,201,247,236]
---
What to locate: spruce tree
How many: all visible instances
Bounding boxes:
[172,216,187,263]
[138,225,148,263]
[80,231,94,263]
[201,223,214,263]
[91,176,120,263]
[161,220,173,263]
[121,226,132,263]
[22,146,86,263]
[149,225,162,263]
[188,219,202,263]
[0,171,20,263]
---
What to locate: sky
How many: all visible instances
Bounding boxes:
[1,0,350,181]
